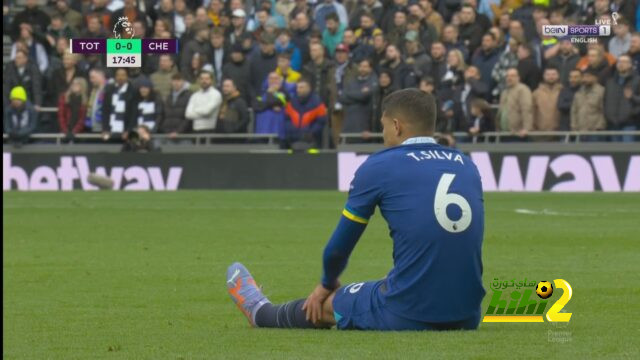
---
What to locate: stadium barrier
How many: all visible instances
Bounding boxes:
[3,149,638,192]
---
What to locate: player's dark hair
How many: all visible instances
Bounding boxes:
[381,89,436,133]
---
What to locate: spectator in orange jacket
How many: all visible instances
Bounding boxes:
[283,78,328,149]
[57,77,87,142]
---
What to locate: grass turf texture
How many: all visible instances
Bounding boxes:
[3,191,639,359]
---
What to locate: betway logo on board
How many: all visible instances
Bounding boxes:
[3,153,182,191]
[338,152,640,192]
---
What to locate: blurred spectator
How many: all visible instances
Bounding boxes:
[419,76,453,135]
[371,33,387,69]
[349,0,383,30]
[283,78,327,148]
[133,78,163,132]
[186,71,222,133]
[276,51,301,84]
[604,54,640,142]
[497,68,533,140]
[454,66,489,127]
[548,38,580,87]
[381,44,418,89]
[322,12,345,57]
[439,49,465,91]
[4,49,42,109]
[49,53,86,109]
[11,24,49,74]
[228,8,250,45]
[471,32,500,89]
[516,44,541,91]
[492,37,520,98]
[458,5,483,56]
[354,12,382,47]
[253,71,289,139]
[249,32,278,100]
[217,78,250,133]
[553,0,578,19]
[85,68,106,133]
[339,58,377,137]
[223,43,251,102]
[50,0,83,32]
[57,77,88,141]
[441,24,468,61]
[510,0,535,41]
[121,124,156,152]
[630,33,640,74]
[276,29,302,71]
[81,14,108,38]
[386,9,407,49]
[467,98,494,137]
[571,69,606,136]
[87,0,112,31]
[291,12,312,63]
[303,44,337,108]
[373,69,397,131]
[150,55,178,100]
[45,15,75,50]
[209,28,228,85]
[158,73,192,136]
[181,24,211,75]
[10,0,50,40]
[314,0,348,32]
[407,4,438,49]
[275,0,296,26]
[532,66,562,132]
[183,52,206,85]
[404,30,432,79]
[576,43,616,84]
[4,86,37,146]
[609,19,632,59]
[429,42,447,88]
[103,68,136,139]
[110,0,148,31]
[557,69,582,131]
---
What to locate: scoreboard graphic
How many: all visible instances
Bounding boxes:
[69,38,178,67]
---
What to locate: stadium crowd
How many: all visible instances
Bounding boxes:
[3,0,640,148]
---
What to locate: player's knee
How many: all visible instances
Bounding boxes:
[321,292,337,324]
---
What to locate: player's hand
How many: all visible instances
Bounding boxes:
[302,284,334,325]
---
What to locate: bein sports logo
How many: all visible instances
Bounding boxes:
[337,152,640,192]
[3,153,182,191]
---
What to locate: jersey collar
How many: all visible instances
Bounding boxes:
[401,137,437,145]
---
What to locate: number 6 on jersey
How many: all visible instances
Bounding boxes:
[434,173,472,233]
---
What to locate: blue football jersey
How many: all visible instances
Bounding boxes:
[343,139,485,323]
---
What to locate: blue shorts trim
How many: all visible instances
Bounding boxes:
[332,280,480,331]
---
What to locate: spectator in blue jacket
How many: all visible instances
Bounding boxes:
[4,86,37,146]
[283,78,328,149]
[275,29,302,71]
[253,71,291,140]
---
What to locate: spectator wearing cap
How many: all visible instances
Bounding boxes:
[181,24,211,75]
[557,69,582,131]
[217,78,250,134]
[604,54,640,142]
[158,73,192,137]
[223,43,251,103]
[322,12,345,57]
[338,58,378,139]
[276,29,302,71]
[3,49,42,109]
[227,8,250,45]
[472,33,500,89]
[57,77,88,141]
[102,68,137,139]
[381,44,418,89]
[151,55,178,100]
[497,68,533,140]
[313,0,348,32]
[10,0,50,41]
[132,78,163,132]
[404,30,432,79]
[516,43,541,91]
[4,86,37,146]
[283,78,328,148]
[532,66,563,133]
[302,42,337,112]
[253,71,289,140]
[248,32,279,100]
[276,51,301,84]
[571,68,606,137]
[186,70,223,133]
[609,19,632,59]
[547,38,580,87]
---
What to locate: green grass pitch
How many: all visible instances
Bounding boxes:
[3,191,639,359]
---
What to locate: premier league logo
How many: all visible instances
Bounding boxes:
[113,16,135,39]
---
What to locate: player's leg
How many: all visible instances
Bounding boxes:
[226,262,335,329]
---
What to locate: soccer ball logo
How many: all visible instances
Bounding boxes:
[536,281,553,299]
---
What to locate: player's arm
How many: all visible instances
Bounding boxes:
[321,210,368,290]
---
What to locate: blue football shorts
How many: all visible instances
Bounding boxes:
[332,280,480,331]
